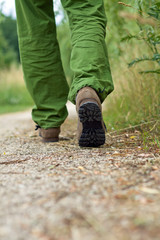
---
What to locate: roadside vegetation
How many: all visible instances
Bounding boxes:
[103,0,159,129]
[103,0,160,150]
[0,65,33,114]
[0,0,159,148]
[0,6,33,113]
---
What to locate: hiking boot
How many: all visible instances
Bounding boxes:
[76,87,106,147]
[38,127,60,142]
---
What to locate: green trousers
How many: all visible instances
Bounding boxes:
[15,0,114,129]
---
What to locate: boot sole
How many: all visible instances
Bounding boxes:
[78,102,105,147]
[42,137,59,143]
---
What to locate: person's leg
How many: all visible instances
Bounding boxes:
[61,0,114,104]
[15,0,69,129]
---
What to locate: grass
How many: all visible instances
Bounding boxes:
[0,105,31,114]
[102,41,160,150]
[0,65,33,114]
[103,42,160,131]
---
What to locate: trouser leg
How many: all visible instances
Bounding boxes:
[15,0,69,129]
[61,0,114,104]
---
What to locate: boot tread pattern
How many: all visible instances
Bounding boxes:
[78,102,105,147]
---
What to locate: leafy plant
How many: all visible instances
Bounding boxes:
[119,0,160,74]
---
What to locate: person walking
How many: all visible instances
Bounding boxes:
[15,0,114,147]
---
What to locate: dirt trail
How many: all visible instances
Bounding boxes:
[0,103,160,240]
[0,102,77,137]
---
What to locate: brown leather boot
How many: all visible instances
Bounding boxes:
[39,127,60,142]
[76,87,106,147]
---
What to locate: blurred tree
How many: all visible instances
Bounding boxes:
[0,9,17,69]
[1,15,20,61]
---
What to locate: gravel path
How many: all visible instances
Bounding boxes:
[0,103,160,240]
